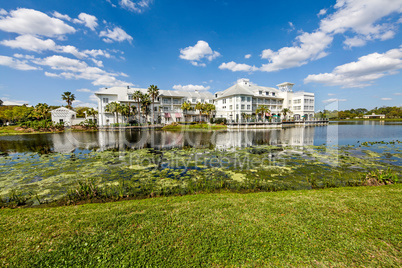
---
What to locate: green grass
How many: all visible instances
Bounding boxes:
[331,118,402,122]
[162,123,227,131]
[1,185,401,267]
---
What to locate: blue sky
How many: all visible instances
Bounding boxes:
[0,0,401,111]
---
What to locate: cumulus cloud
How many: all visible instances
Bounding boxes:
[244,54,251,59]
[179,40,220,66]
[317,9,327,16]
[304,47,402,88]
[219,61,258,72]
[76,88,93,93]
[0,55,40,70]
[0,8,75,37]
[322,98,347,103]
[119,0,153,13]
[53,11,71,21]
[73,13,98,31]
[35,55,132,87]
[0,9,8,16]
[99,27,133,43]
[172,84,210,91]
[260,31,332,72]
[1,35,113,60]
[0,97,29,106]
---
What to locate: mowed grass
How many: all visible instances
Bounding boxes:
[1,185,401,267]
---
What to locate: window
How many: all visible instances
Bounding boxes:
[266,92,269,96]
[222,99,226,104]
[247,97,251,102]
[241,104,245,109]
[241,96,245,102]
[59,119,63,123]
[272,92,275,96]
[236,104,239,109]
[265,99,268,104]
[128,95,134,100]
[163,107,169,111]
[102,98,109,104]
[247,105,250,110]
[201,99,204,103]
[229,105,233,110]
[259,91,262,95]
[163,98,170,104]
[173,99,180,104]
[192,98,196,103]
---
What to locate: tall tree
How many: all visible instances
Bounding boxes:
[195,102,205,122]
[141,94,151,124]
[120,104,130,123]
[281,108,292,121]
[34,103,51,120]
[205,103,216,122]
[105,102,121,125]
[147,85,159,125]
[86,108,98,121]
[181,101,192,122]
[255,105,270,122]
[133,90,143,124]
[61,92,75,109]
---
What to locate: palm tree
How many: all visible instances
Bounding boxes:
[61,92,75,109]
[281,108,292,121]
[141,94,151,124]
[255,105,270,122]
[204,103,216,122]
[105,102,121,125]
[120,104,130,123]
[195,102,205,122]
[181,101,192,122]
[147,85,159,125]
[133,90,142,124]
[86,108,98,121]
[34,103,51,120]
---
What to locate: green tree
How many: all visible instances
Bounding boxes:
[86,108,98,121]
[147,85,159,125]
[195,102,205,122]
[255,105,270,122]
[105,102,121,125]
[120,104,130,123]
[181,101,192,122]
[34,103,51,120]
[141,94,151,124]
[281,108,292,121]
[204,103,216,122]
[133,90,143,124]
[61,92,75,109]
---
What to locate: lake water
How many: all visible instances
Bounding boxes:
[0,121,401,154]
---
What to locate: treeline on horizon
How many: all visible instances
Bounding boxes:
[316,106,401,119]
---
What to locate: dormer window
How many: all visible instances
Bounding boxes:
[272,92,275,96]
[266,92,269,96]
[259,91,262,95]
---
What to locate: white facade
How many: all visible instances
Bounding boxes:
[95,79,315,126]
[50,107,77,126]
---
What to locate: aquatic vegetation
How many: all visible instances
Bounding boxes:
[0,141,401,207]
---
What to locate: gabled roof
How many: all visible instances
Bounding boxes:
[50,107,76,114]
[218,84,255,98]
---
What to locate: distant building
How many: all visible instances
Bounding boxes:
[50,107,77,126]
[95,79,315,126]
[363,113,386,119]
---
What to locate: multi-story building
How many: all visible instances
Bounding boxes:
[95,79,315,126]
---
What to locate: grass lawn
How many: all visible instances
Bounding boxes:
[1,185,401,267]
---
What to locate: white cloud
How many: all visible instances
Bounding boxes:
[0,97,29,106]
[179,40,220,66]
[1,35,113,59]
[244,54,251,59]
[394,92,402,96]
[260,31,333,72]
[53,11,71,21]
[76,88,93,93]
[219,61,258,72]
[0,8,75,37]
[73,13,98,31]
[99,27,133,43]
[343,36,367,48]
[73,100,97,108]
[119,0,153,13]
[381,97,392,100]
[34,55,132,87]
[328,93,335,96]
[317,9,327,16]
[288,22,295,31]
[0,9,8,16]
[304,47,402,88]
[172,84,210,91]
[0,55,40,71]
[91,59,104,67]
[322,98,347,103]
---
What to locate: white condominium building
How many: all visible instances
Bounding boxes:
[95,78,315,126]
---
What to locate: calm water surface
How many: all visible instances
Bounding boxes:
[0,121,401,154]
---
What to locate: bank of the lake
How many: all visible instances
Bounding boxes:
[0,125,97,136]
[1,185,401,267]
[162,123,227,131]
